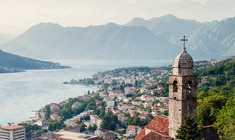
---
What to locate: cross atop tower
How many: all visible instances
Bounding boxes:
[181,35,188,52]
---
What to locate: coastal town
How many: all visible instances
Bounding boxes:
[0,1,235,139]
[31,66,170,140]
[0,57,230,140]
[1,65,168,140]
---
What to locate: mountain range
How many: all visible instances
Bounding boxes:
[0,14,235,61]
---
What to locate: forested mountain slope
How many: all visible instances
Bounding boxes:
[196,56,235,91]
[195,56,235,139]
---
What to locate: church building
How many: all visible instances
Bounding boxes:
[135,36,197,139]
[136,36,219,140]
[168,36,197,138]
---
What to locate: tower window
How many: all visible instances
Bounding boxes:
[173,80,178,92]
[187,80,192,93]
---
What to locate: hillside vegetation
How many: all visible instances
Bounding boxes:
[196,56,235,139]
[197,57,235,91]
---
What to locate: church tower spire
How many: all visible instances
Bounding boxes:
[168,36,197,139]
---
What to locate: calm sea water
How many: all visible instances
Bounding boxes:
[0,60,171,125]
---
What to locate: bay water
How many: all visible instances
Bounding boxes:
[0,60,171,125]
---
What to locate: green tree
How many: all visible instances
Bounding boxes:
[101,111,118,131]
[74,103,86,115]
[128,115,140,126]
[87,90,90,95]
[161,110,169,116]
[48,120,65,131]
[18,123,41,139]
[60,103,72,120]
[85,100,96,110]
[44,104,50,120]
[197,91,226,126]
[88,124,97,131]
[215,98,235,139]
[102,83,109,90]
[99,108,106,118]
[80,123,86,132]
[83,114,90,121]
[176,116,199,140]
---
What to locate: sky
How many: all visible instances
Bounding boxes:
[0,0,235,36]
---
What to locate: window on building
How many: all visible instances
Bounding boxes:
[173,80,178,92]
[187,80,192,93]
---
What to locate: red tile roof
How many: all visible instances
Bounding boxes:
[136,115,170,140]
[141,131,171,140]
[145,115,169,136]
[127,125,137,130]
[135,129,145,140]
[140,113,149,117]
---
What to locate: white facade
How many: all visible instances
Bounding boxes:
[0,125,25,140]
[90,115,102,129]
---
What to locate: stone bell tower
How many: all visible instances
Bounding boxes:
[168,36,197,138]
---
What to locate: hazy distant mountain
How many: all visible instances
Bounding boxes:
[0,22,179,60]
[0,33,15,44]
[1,14,235,60]
[188,17,235,58]
[0,49,69,73]
[126,14,201,42]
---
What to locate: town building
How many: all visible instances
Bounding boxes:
[125,125,142,137]
[103,96,115,109]
[94,129,116,140]
[53,130,99,140]
[0,125,25,140]
[90,115,102,129]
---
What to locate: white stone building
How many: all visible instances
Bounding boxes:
[0,125,25,140]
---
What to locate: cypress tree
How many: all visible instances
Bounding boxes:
[176,116,199,140]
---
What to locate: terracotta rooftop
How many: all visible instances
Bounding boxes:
[127,125,137,129]
[135,129,145,140]
[140,113,149,117]
[145,115,169,136]
[136,115,170,140]
[141,131,171,140]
